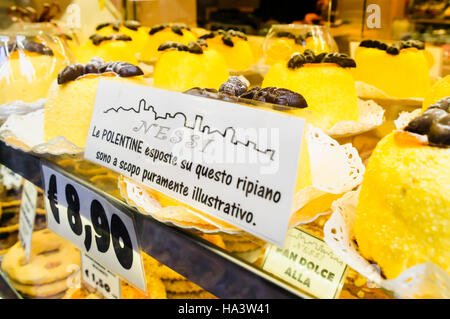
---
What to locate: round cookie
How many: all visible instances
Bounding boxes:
[1,229,81,285]
[162,279,203,293]
[10,271,80,298]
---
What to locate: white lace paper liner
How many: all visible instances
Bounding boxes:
[326,99,385,137]
[0,99,45,120]
[289,124,364,227]
[355,81,423,106]
[119,177,243,234]
[324,190,450,299]
[306,125,364,194]
[0,109,82,155]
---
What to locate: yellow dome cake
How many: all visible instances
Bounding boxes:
[95,20,147,56]
[423,75,450,111]
[75,34,138,65]
[153,41,229,92]
[354,99,449,279]
[262,50,359,130]
[0,40,65,105]
[198,30,254,71]
[353,39,431,99]
[44,58,147,148]
[140,23,197,62]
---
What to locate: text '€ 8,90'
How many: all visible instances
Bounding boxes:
[42,165,146,292]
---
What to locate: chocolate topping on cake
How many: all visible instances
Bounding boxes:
[199,29,247,47]
[405,97,450,147]
[187,77,308,109]
[57,57,143,85]
[158,40,206,54]
[287,50,356,69]
[96,20,141,32]
[250,87,308,109]
[149,23,190,36]
[123,20,141,31]
[89,34,132,45]
[5,40,53,56]
[359,39,425,55]
[219,76,248,96]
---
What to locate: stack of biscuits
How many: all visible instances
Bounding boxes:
[1,229,81,298]
[0,187,22,255]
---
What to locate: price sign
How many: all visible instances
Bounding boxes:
[41,164,146,292]
[18,180,37,260]
[262,228,347,299]
[82,252,121,299]
[0,165,23,190]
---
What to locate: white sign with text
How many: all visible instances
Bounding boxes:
[18,180,37,260]
[42,164,146,292]
[84,80,306,245]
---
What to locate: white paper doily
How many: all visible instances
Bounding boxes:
[119,176,242,234]
[0,99,45,120]
[326,99,385,137]
[324,190,450,299]
[289,124,365,227]
[356,81,424,107]
[0,109,82,155]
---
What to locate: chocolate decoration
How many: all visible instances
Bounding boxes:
[219,76,248,96]
[320,52,357,68]
[149,23,190,36]
[57,64,85,85]
[57,57,143,85]
[149,24,167,35]
[96,22,110,31]
[90,34,132,46]
[187,41,203,54]
[429,97,450,112]
[251,87,308,109]
[405,97,450,147]
[123,20,141,31]
[359,39,425,55]
[199,29,248,47]
[287,50,356,69]
[171,25,183,36]
[239,87,260,100]
[158,41,205,54]
[198,33,215,40]
[5,40,53,56]
[187,77,308,109]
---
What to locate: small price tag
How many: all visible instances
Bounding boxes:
[18,180,38,260]
[82,252,121,299]
[41,164,146,292]
[0,165,23,190]
[262,228,347,299]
